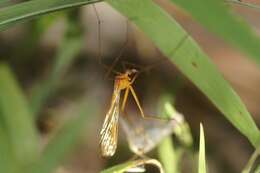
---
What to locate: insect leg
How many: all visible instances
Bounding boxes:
[129,86,177,122]
[128,86,145,118]
[121,87,130,113]
[130,72,139,85]
[139,33,190,74]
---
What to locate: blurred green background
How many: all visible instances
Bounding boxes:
[1,0,260,173]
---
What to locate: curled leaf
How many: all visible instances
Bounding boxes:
[101,158,164,173]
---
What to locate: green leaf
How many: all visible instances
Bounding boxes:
[30,101,97,173]
[241,148,260,173]
[101,161,139,173]
[198,123,207,173]
[0,63,39,166]
[255,163,260,173]
[163,99,193,147]
[107,0,260,147]
[101,159,164,173]
[158,138,179,173]
[0,0,101,31]
[0,126,17,173]
[157,98,191,173]
[170,0,260,64]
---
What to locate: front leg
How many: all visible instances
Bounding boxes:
[129,86,179,124]
[121,87,130,113]
[130,73,139,85]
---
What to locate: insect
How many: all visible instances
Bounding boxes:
[91,3,188,158]
[99,67,178,157]
[99,68,139,157]
[91,3,147,157]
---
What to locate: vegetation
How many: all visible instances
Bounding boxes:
[0,0,260,172]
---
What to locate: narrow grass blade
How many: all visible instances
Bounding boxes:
[0,63,39,166]
[241,148,260,173]
[30,100,97,173]
[157,97,191,173]
[0,0,101,31]
[163,100,193,147]
[0,126,17,173]
[170,0,260,64]
[158,138,179,173]
[107,0,260,148]
[198,123,206,173]
[255,164,260,173]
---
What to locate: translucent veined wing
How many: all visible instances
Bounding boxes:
[100,85,121,157]
[120,110,178,155]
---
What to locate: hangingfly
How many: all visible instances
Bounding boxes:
[100,69,139,157]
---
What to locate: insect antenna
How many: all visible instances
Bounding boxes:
[104,20,129,78]
[138,33,189,74]
[93,4,130,78]
[118,32,189,79]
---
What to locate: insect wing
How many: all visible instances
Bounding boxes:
[120,112,177,155]
[100,87,121,157]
